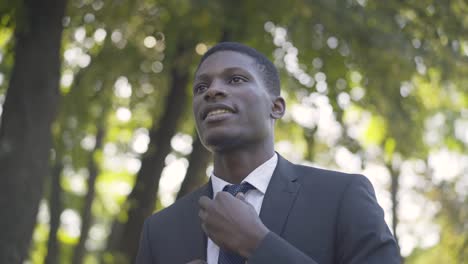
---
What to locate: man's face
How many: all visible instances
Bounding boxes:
[192,51,274,152]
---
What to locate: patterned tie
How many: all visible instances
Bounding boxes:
[217,182,256,264]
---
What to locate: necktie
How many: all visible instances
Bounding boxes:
[217,182,255,264]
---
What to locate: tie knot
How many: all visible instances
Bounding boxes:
[222,182,255,196]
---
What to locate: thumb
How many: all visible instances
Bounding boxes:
[236,192,247,201]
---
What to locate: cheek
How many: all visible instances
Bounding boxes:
[243,97,271,123]
[248,92,270,113]
[192,99,201,117]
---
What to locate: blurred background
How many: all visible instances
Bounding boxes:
[0,0,467,263]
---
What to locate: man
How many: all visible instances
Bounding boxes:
[136,42,400,264]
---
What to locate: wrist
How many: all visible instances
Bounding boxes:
[240,224,269,258]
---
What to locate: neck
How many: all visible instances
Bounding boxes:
[212,140,275,184]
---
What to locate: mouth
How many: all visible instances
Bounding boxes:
[202,105,236,121]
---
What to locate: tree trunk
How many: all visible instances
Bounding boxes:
[176,134,211,199]
[303,127,317,161]
[107,44,193,263]
[389,167,400,247]
[0,0,66,263]
[387,161,402,262]
[72,125,106,264]
[44,161,64,264]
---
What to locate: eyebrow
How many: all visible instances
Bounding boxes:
[195,67,252,81]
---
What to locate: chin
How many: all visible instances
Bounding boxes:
[202,133,244,152]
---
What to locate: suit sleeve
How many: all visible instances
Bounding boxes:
[248,231,319,264]
[135,218,153,264]
[336,175,401,264]
[248,174,400,264]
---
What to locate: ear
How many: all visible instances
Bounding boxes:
[270,96,286,120]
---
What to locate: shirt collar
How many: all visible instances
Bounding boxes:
[211,153,278,195]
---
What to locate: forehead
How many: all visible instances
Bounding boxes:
[196,51,259,78]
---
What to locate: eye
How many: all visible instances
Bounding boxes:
[194,83,208,94]
[229,75,248,84]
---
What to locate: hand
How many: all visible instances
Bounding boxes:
[198,192,269,258]
[186,260,207,264]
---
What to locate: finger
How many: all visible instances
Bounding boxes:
[198,196,212,209]
[198,209,207,221]
[236,192,246,201]
[201,222,208,236]
[214,191,231,201]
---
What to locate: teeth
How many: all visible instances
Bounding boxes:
[207,109,231,117]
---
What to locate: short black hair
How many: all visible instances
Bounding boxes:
[197,42,281,96]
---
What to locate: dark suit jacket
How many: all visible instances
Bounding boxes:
[136,155,400,264]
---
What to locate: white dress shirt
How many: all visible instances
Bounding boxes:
[206,153,278,264]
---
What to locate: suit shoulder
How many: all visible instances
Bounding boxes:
[292,162,370,190]
[146,185,207,226]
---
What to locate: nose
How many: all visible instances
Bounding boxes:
[204,80,226,101]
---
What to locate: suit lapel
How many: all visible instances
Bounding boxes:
[183,181,212,261]
[259,155,300,236]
